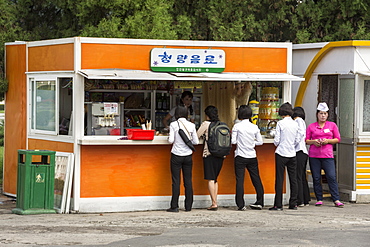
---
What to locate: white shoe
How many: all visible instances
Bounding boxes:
[249,204,263,210]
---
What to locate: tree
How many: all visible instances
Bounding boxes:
[0,0,25,100]
[292,0,370,43]
[14,0,80,40]
[79,0,191,40]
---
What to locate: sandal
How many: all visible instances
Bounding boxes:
[334,201,344,207]
[207,206,218,211]
[315,201,323,206]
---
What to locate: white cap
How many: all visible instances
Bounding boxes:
[317,102,329,111]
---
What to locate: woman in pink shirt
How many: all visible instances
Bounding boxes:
[306,102,344,207]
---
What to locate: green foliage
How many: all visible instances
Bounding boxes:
[3,0,370,69]
[0,146,3,186]
[0,120,3,146]
[124,0,178,39]
[81,17,125,38]
[0,77,8,102]
[292,0,370,43]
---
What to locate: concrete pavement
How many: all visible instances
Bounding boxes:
[1,193,370,247]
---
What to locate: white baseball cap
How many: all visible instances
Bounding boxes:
[317,102,329,111]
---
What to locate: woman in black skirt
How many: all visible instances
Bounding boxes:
[197,105,225,211]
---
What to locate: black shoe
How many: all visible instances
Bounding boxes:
[185,209,191,212]
[166,208,179,213]
[269,206,283,211]
[288,206,298,210]
[238,206,247,211]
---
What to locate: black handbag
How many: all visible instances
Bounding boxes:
[177,121,195,151]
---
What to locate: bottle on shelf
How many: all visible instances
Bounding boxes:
[156,93,163,110]
[162,93,167,110]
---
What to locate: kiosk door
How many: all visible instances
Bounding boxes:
[337,77,356,191]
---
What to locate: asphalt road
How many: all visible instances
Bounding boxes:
[1,194,370,247]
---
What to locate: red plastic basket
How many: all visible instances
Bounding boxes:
[126,129,155,140]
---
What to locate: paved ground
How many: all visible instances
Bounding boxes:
[1,192,370,247]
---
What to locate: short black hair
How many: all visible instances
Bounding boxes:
[292,106,306,120]
[204,105,219,122]
[175,105,188,120]
[238,105,252,120]
[181,91,193,100]
[278,102,293,116]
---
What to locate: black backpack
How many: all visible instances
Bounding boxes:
[207,121,232,158]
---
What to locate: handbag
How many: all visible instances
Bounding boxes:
[177,121,195,152]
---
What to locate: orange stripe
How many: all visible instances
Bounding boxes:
[357,146,370,151]
[357,164,370,168]
[356,175,370,179]
[356,152,370,156]
[357,169,370,173]
[356,180,370,184]
[356,185,370,189]
[81,43,287,73]
[28,139,74,153]
[357,158,370,162]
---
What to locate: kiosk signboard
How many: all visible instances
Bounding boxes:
[150,48,225,73]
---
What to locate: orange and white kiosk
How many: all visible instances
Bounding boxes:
[4,37,303,212]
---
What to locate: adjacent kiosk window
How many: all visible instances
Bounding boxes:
[29,77,73,136]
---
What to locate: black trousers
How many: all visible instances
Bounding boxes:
[296,151,310,205]
[234,156,264,208]
[170,153,193,211]
[273,153,298,208]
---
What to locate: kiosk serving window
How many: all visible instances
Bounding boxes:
[29,77,73,135]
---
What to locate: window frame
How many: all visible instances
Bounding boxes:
[359,77,370,135]
[28,74,74,138]
[29,76,59,135]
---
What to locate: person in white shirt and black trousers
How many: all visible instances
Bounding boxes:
[232,105,265,211]
[269,102,303,211]
[167,105,199,212]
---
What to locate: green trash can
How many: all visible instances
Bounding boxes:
[12,150,56,215]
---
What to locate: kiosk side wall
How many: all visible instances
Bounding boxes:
[4,44,28,195]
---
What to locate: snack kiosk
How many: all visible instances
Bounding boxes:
[292,41,370,202]
[4,37,303,212]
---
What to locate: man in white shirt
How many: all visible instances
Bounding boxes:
[269,102,302,211]
[232,105,264,211]
[167,105,199,212]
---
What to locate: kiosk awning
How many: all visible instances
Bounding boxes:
[78,69,304,81]
[356,71,370,77]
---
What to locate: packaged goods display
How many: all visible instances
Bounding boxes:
[258,87,280,135]
[249,100,259,125]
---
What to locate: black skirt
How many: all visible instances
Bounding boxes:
[203,155,224,182]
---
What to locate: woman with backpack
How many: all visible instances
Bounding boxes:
[197,105,226,211]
